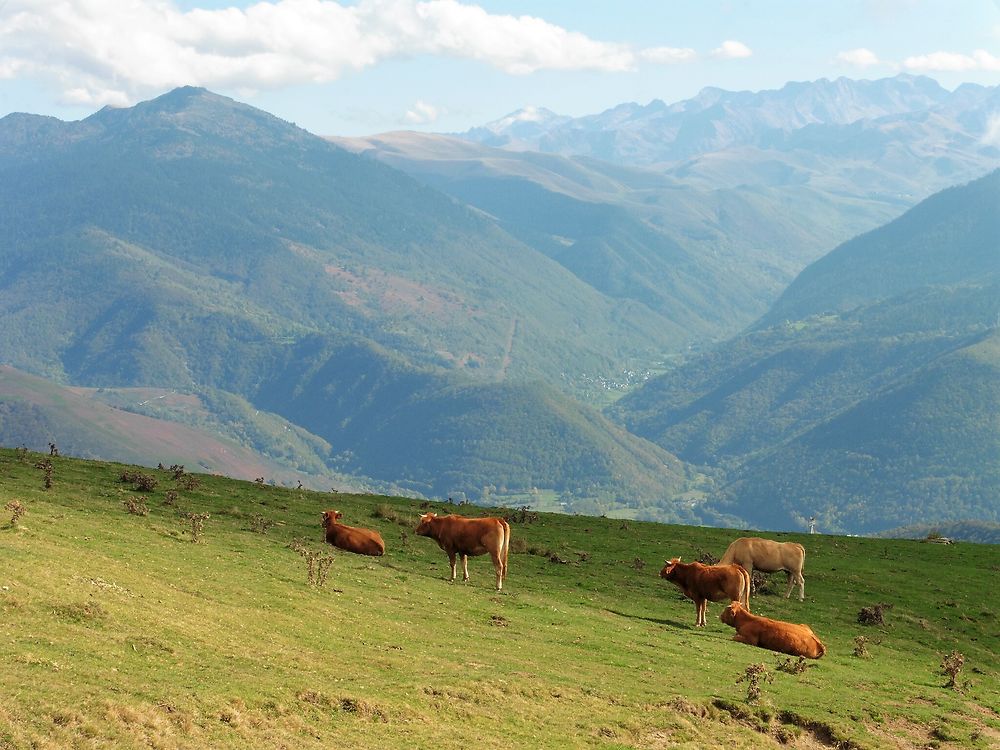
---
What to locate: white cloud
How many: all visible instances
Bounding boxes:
[640,46,698,65]
[0,0,648,104]
[903,49,1000,72]
[711,40,752,60]
[836,48,882,68]
[403,99,439,124]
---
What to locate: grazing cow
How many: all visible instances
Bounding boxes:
[659,558,750,627]
[415,513,510,591]
[321,511,385,556]
[720,537,806,601]
[721,602,826,659]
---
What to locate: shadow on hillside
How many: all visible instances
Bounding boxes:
[604,608,688,629]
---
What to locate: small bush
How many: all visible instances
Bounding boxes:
[132,473,158,492]
[776,656,808,674]
[853,635,871,659]
[696,550,719,565]
[503,506,539,524]
[249,513,276,534]
[941,651,964,689]
[4,500,26,527]
[123,496,149,516]
[858,602,893,626]
[290,539,335,587]
[183,512,210,542]
[35,458,54,489]
[750,571,778,596]
[163,490,179,507]
[632,557,646,570]
[736,663,772,705]
[177,475,201,491]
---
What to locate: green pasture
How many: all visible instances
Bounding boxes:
[1,448,997,749]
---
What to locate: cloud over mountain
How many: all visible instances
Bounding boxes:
[0,0,750,107]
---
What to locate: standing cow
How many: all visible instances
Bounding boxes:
[720,537,806,600]
[721,602,826,658]
[659,558,750,627]
[415,513,510,591]
[322,510,386,556]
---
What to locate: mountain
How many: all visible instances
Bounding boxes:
[333,130,908,338]
[0,88,690,507]
[758,169,1000,325]
[462,74,995,167]
[0,87,676,390]
[612,171,1000,532]
[340,77,1000,341]
[0,365,355,490]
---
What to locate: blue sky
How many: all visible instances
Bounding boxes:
[1,1,998,136]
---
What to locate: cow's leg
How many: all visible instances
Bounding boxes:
[784,571,794,599]
[696,599,707,627]
[461,554,470,582]
[448,552,457,581]
[490,550,503,591]
[796,573,805,601]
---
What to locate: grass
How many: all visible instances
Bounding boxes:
[0,447,998,749]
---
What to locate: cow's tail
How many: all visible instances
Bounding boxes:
[738,565,751,610]
[500,519,511,581]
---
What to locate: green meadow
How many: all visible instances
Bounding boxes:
[1,447,997,749]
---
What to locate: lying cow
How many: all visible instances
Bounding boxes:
[659,558,750,627]
[720,537,806,600]
[415,513,510,591]
[721,602,826,658]
[321,510,385,556]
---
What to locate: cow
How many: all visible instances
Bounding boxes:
[720,537,806,601]
[321,510,385,556]
[415,513,510,591]
[659,557,750,627]
[721,602,826,659]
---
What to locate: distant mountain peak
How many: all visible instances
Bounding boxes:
[460,73,984,164]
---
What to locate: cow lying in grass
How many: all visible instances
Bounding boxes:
[659,558,750,627]
[720,537,806,601]
[415,513,510,591]
[721,602,826,658]
[322,511,385,556]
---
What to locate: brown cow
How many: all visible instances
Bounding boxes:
[721,602,826,658]
[415,513,510,591]
[720,537,806,600]
[659,558,750,627]
[321,511,385,556]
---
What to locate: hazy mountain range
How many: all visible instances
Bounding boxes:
[1,75,997,533]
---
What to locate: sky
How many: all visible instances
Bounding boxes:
[1,0,999,136]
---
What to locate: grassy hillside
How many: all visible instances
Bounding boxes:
[1,448,997,749]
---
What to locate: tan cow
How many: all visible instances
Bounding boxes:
[659,558,751,627]
[720,537,806,600]
[721,602,826,658]
[321,511,385,556]
[415,513,510,591]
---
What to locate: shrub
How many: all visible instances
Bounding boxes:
[853,635,871,659]
[163,490,179,507]
[249,513,276,534]
[858,603,893,626]
[941,651,964,689]
[183,512,210,542]
[372,504,409,526]
[4,500,26,527]
[123,496,149,516]
[776,656,808,674]
[34,458,54,489]
[736,663,772,705]
[132,473,158,492]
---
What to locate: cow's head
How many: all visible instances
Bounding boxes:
[321,510,342,529]
[415,512,437,536]
[659,557,681,580]
[721,601,745,626]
